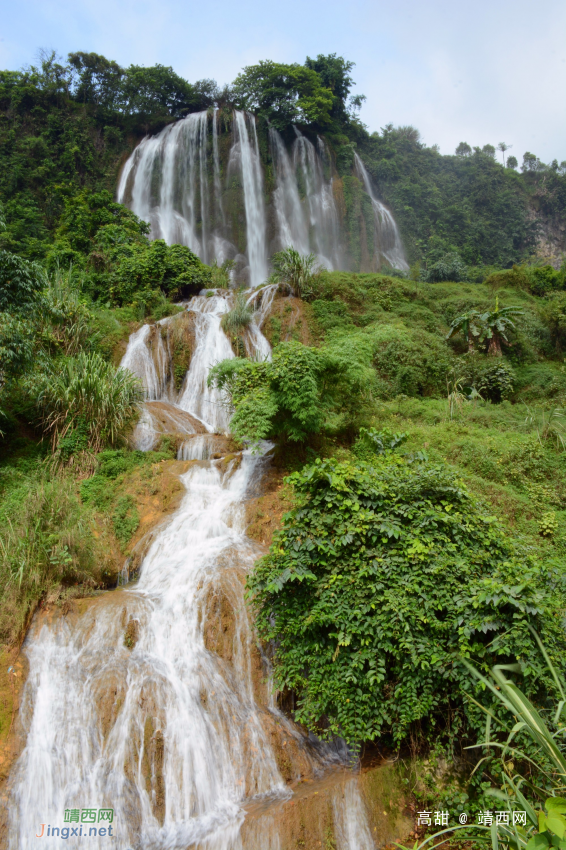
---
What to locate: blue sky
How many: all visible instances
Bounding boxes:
[1,0,565,163]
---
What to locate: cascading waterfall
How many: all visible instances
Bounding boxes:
[232,112,268,288]
[118,110,409,281]
[267,126,343,270]
[353,153,409,271]
[293,129,343,269]
[6,289,379,850]
[269,128,310,257]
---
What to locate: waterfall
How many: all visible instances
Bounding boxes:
[212,107,226,231]
[233,112,268,288]
[176,295,235,432]
[353,153,409,271]
[118,113,408,279]
[293,129,342,270]
[120,322,172,401]
[6,286,381,850]
[118,113,211,255]
[269,126,342,271]
[269,128,310,256]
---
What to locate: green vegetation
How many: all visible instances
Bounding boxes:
[248,449,562,748]
[0,464,111,642]
[1,46,566,831]
[271,247,321,299]
[221,290,254,355]
[2,49,564,272]
[34,351,143,453]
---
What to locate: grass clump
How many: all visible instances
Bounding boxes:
[271,247,320,299]
[34,351,143,453]
[0,467,112,644]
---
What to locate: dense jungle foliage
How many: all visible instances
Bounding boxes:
[1,48,566,831]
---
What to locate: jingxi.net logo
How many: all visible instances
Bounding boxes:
[36,808,115,839]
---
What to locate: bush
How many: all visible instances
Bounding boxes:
[209,335,379,444]
[457,356,516,403]
[421,252,467,283]
[248,452,565,748]
[370,325,453,397]
[528,264,564,296]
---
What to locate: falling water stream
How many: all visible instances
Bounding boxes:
[117,110,408,279]
[6,292,377,850]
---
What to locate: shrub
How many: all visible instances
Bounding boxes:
[527,264,563,296]
[420,252,467,283]
[483,264,531,291]
[209,336,378,443]
[476,360,515,401]
[370,325,453,397]
[35,352,143,452]
[248,452,565,748]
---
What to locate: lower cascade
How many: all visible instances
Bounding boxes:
[4,292,395,849]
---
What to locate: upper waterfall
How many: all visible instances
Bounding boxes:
[117,109,409,279]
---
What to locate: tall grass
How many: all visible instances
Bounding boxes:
[0,470,110,643]
[35,352,143,452]
[271,247,321,299]
[221,292,254,336]
[400,633,566,850]
[210,258,235,289]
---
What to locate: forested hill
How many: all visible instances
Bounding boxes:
[1,50,565,271]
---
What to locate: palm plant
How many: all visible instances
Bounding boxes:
[36,352,143,452]
[221,291,254,356]
[271,247,320,299]
[446,310,483,351]
[479,298,524,356]
[524,405,566,451]
[221,291,254,335]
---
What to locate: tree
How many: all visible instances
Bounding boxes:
[68,52,123,110]
[507,155,518,169]
[522,151,545,173]
[0,250,45,312]
[482,144,496,158]
[420,252,467,283]
[232,61,334,130]
[455,141,472,156]
[121,64,208,121]
[303,53,359,122]
[497,141,512,167]
[271,247,320,299]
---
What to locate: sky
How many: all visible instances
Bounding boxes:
[1,0,565,164]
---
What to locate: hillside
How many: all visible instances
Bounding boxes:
[1,49,566,848]
[1,51,565,270]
